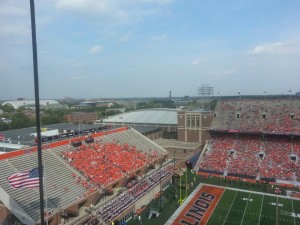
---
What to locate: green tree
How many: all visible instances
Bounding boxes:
[1,104,15,113]
[10,112,35,129]
[0,120,9,131]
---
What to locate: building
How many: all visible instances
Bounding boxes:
[177,110,214,142]
[1,100,62,110]
[99,108,178,133]
[99,108,214,143]
[64,112,98,124]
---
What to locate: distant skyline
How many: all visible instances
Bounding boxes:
[0,0,300,100]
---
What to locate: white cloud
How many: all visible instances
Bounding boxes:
[129,0,173,3]
[248,41,299,55]
[192,57,206,65]
[209,68,237,76]
[69,75,86,80]
[0,24,30,38]
[119,32,132,42]
[55,0,173,23]
[88,45,103,54]
[151,34,168,41]
[0,3,28,17]
[0,1,30,39]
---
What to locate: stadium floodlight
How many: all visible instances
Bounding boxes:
[198,84,214,111]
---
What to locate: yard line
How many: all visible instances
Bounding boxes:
[276,196,279,225]
[257,195,264,225]
[205,188,225,225]
[291,199,296,225]
[222,190,238,225]
[240,192,251,225]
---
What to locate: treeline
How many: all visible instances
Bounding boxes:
[136,99,176,109]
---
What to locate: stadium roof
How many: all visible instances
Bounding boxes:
[103,108,178,125]
[0,123,101,147]
[2,100,60,109]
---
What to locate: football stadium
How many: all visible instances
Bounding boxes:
[0,98,300,225]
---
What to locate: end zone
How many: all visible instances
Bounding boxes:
[165,184,224,225]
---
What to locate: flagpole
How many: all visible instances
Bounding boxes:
[29,0,45,224]
[45,164,48,225]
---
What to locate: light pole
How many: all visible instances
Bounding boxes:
[238,92,242,111]
[289,90,292,109]
[159,160,162,212]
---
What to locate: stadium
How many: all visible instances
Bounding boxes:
[0,98,300,225]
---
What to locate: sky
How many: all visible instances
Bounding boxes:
[0,0,300,100]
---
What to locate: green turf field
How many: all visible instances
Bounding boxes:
[207,189,300,225]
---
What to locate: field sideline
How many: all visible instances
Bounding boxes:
[166,184,300,225]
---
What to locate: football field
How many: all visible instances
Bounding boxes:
[207,188,300,225]
[166,184,300,225]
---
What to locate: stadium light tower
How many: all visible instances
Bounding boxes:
[289,90,292,108]
[198,84,214,111]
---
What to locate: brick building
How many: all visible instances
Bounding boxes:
[64,112,98,124]
[177,110,213,142]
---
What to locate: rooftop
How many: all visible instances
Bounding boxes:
[103,108,178,125]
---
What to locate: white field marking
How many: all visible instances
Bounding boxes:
[240,192,251,225]
[242,197,253,201]
[204,189,225,225]
[257,195,264,225]
[270,202,283,207]
[276,197,279,225]
[222,191,238,225]
[291,199,296,225]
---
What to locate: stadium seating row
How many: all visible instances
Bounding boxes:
[213,100,300,133]
[199,133,300,181]
[61,140,159,187]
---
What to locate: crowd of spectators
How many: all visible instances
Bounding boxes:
[61,140,159,187]
[77,215,102,225]
[97,165,173,223]
[259,136,298,181]
[217,100,300,133]
[227,135,261,176]
[199,133,300,181]
[199,133,232,172]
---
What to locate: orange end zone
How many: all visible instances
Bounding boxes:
[171,185,224,225]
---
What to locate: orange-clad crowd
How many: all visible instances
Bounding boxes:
[62,140,159,186]
[200,133,300,181]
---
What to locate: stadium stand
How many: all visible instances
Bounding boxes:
[96,164,173,223]
[198,99,300,184]
[211,99,300,133]
[0,127,169,225]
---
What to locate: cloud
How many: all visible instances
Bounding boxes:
[209,68,237,76]
[69,75,86,80]
[88,45,102,54]
[55,0,173,23]
[119,32,132,42]
[0,1,30,39]
[192,57,206,65]
[151,34,168,42]
[0,24,30,38]
[248,41,299,55]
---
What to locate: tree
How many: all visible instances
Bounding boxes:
[0,120,9,131]
[10,112,35,129]
[1,104,15,113]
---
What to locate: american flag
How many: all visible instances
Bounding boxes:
[7,167,41,189]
